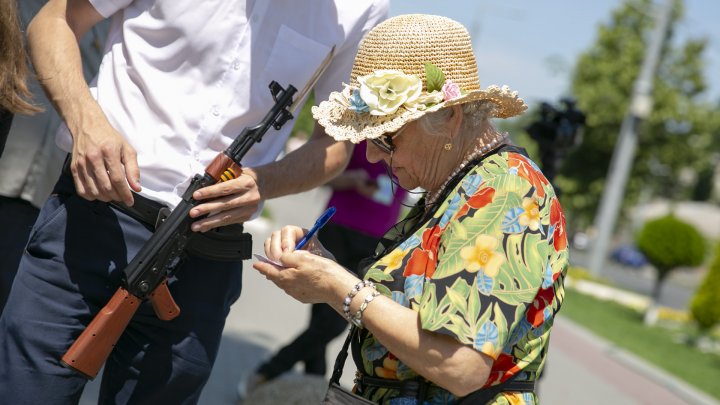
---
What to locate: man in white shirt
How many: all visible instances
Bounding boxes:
[0,0,388,403]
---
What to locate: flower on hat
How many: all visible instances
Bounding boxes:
[348,89,370,113]
[358,70,423,116]
[411,90,444,111]
[442,80,462,101]
[344,63,464,116]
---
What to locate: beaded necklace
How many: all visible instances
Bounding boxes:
[424,133,508,209]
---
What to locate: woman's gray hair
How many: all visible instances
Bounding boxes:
[417,100,498,136]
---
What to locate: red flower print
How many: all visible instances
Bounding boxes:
[508,153,548,198]
[485,353,522,386]
[468,187,495,209]
[525,286,555,327]
[406,249,432,277]
[550,197,567,251]
[404,225,442,279]
[456,187,495,219]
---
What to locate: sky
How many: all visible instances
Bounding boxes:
[389,0,720,109]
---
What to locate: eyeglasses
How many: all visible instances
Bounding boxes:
[370,126,407,154]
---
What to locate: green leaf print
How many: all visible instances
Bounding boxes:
[446,313,471,337]
[419,283,451,329]
[467,280,481,323]
[365,267,394,283]
[494,234,543,305]
[492,302,510,356]
[511,333,546,371]
[449,219,468,241]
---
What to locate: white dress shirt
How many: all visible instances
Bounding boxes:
[57,0,388,208]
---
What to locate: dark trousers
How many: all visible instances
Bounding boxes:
[0,196,40,314]
[0,172,243,404]
[256,223,377,379]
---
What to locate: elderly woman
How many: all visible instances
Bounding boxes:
[254,14,569,405]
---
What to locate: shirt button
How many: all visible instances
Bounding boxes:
[211,107,220,116]
[233,61,241,70]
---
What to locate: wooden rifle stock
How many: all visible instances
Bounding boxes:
[61,281,178,379]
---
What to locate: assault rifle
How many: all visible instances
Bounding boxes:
[62,48,335,379]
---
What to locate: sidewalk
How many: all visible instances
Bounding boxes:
[80,190,719,404]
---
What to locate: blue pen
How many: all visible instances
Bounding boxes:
[295,206,336,250]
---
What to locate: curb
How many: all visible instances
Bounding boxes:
[557,317,719,405]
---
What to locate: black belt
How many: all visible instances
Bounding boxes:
[358,373,535,404]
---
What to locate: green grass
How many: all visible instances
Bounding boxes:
[561,289,720,400]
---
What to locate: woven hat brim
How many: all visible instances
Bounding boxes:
[312,85,527,143]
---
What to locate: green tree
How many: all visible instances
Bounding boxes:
[690,244,720,332]
[636,215,705,300]
[555,0,720,229]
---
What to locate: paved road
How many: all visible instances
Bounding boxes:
[79,189,717,404]
[569,250,702,310]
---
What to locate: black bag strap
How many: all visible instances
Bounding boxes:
[329,325,357,385]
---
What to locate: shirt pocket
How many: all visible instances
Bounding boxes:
[241,24,332,165]
[262,24,332,94]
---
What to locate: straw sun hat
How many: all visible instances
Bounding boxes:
[312,14,527,143]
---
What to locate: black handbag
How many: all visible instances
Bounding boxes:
[321,326,375,404]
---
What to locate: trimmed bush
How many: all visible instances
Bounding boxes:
[690,244,720,331]
[636,215,705,300]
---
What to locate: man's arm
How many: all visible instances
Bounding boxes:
[28,0,140,205]
[189,123,352,232]
[254,124,352,199]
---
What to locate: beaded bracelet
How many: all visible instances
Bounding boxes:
[351,290,381,328]
[342,280,375,321]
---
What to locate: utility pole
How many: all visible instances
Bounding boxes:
[588,0,674,276]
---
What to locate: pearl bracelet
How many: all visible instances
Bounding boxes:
[342,280,375,321]
[351,290,381,329]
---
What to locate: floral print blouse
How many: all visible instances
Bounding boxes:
[356,150,569,405]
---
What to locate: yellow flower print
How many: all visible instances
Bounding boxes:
[374,356,399,379]
[518,197,541,231]
[380,249,406,274]
[460,235,505,277]
[481,341,496,356]
[505,394,525,405]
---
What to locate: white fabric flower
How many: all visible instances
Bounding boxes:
[357,70,422,116]
[411,90,444,110]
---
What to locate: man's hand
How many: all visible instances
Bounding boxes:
[189,168,263,232]
[70,118,141,206]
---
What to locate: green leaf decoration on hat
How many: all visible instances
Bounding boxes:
[424,63,446,93]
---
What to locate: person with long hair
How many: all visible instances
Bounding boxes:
[0,0,41,156]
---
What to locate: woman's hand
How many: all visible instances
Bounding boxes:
[253,249,356,304]
[263,225,335,261]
